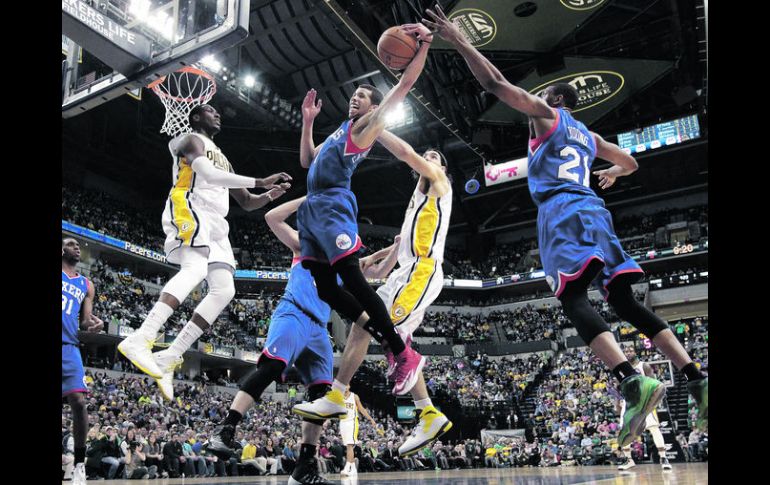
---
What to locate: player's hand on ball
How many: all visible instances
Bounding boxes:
[401,23,433,44]
[302,89,323,121]
[422,3,464,45]
[593,169,616,189]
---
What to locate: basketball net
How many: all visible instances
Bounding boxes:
[148,66,217,138]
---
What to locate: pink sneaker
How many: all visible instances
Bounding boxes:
[392,347,426,395]
[385,350,396,379]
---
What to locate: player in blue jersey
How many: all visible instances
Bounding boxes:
[292,23,437,422]
[424,3,707,445]
[207,196,398,485]
[62,238,104,485]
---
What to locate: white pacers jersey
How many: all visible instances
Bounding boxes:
[620,360,660,428]
[168,132,233,218]
[339,392,359,445]
[341,392,358,422]
[376,183,452,338]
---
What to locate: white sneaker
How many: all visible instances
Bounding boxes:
[398,406,453,456]
[343,463,357,477]
[72,462,87,485]
[660,456,672,470]
[154,351,183,402]
[618,458,636,471]
[292,389,347,420]
[118,333,162,378]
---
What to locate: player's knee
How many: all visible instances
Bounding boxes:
[68,393,86,410]
[212,278,236,302]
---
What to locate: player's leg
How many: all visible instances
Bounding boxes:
[118,246,209,378]
[62,345,89,485]
[606,279,708,430]
[397,372,453,456]
[647,425,671,469]
[289,380,335,485]
[154,262,236,400]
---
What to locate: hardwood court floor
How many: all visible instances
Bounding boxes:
[67,463,707,484]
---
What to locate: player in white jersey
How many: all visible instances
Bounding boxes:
[616,346,672,471]
[339,386,380,477]
[118,104,292,400]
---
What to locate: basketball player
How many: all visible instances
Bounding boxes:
[615,346,672,471]
[292,23,435,420]
[339,385,381,477]
[117,104,291,401]
[421,4,708,446]
[62,238,104,485]
[207,196,395,485]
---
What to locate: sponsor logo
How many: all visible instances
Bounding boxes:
[336,233,353,250]
[560,0,606,11]
[448,9,497,48]
[530,71,625,113]
[393,305,405,318]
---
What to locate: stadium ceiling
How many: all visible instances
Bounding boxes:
[62,0,707,232]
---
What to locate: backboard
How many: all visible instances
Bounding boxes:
[62,0,249,118]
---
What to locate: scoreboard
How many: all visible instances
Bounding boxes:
[617,114,701,154]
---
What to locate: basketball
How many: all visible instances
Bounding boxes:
[377,26,418,70]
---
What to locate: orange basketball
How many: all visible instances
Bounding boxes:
[377,26,418,70]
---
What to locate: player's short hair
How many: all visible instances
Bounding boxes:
[188,104,208,128]
[550,83,579,110]
[357,84,384,106]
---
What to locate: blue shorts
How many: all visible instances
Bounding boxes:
[297,188,364,265]
[62,344,88,397]
[537,192,643,299]
[260,299,333,387]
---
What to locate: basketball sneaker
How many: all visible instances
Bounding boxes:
[660,455,672,470]
[292,388,347,420]
[340,462,357,477]
[153,351,183,401]
[617,374,666,447]
[392,347,426,395]
[288,457,333,485]
[398,406,453,457]
[208,424,236,459]
[686,377,708,431]
[72,462,87,485]
[117,333,163,379]
[385,350,397,379]
[617,458,636,471]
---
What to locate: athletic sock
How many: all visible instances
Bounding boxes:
[223,409,243,427]
[138,302,173,340]
[681,362,705,382]
[613,361,638,383]
[165,321,204,359]
[332,380,346,395]
[74,446,86,465]
[414,398,433,410]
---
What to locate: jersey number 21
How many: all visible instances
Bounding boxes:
[558,146,590,187]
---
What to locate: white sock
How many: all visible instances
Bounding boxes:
[414,398,433,410]
[137,302,174,340]
[165,321,204,359]
[332,380,346,394]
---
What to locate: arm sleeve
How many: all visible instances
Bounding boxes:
[190,156,256,188]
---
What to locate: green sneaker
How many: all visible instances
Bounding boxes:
[686,377,708,431]
[617,374,666,447]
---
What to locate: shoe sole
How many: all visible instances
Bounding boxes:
[118,343,163,379]
[291,407,347,421]
[398,419,454,457]
[393,356,427,396]
[155,378,173,402]
[620,383,666,447]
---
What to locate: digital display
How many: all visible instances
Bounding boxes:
[617,114,700,154]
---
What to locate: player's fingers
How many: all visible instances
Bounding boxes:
[317,99,323,109]
[435,3,449,20]
[421,19,439,31]
[425,8,439,21]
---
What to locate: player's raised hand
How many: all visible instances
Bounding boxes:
[256,172,293,190]
[422,3,465,45]
[593,169,617,189]
[393,234,402,246]
[265,186,287,202]
[302,89,323,122]
[85,315,104,333]
[401,23,433,44]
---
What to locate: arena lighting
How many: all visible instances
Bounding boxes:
[129,0,174,40]
[385,102,406,126]
[243,75,256,88]
[200,55,223,73]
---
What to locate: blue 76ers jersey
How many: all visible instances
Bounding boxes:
[527,108,598,206]
[62,271,89,345]
[282,260,339,324]
[306,120,372,193]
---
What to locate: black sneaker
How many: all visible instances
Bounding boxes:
[207,424,236,459]
[288,458,333,485]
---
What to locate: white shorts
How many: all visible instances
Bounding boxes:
[620,401,660,429]
[340,418,359,446]
[162,198,236,269]
[376,258,444,341]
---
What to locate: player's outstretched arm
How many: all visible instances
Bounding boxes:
[591,132,638,190]
[230,186,288,211]
[361,235,401,280]
[176,135,258,188]
[422,4,554,120]
[355,394,378,428]
[352,24,433,148]
[264,196,306,254]
[377,130,447,188]
[300,89,323,168]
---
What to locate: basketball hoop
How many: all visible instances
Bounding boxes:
[148,66,217,137]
